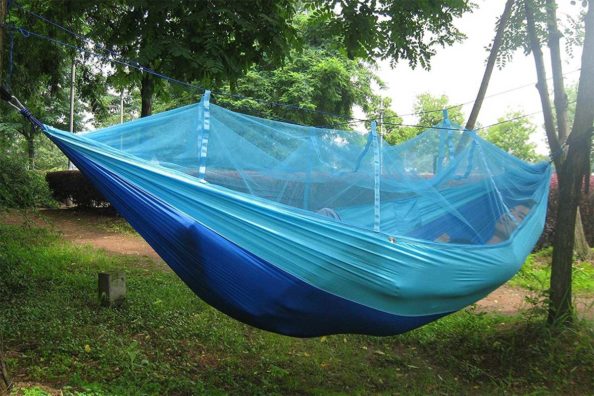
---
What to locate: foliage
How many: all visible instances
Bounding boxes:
[496,0,548,68]
[0,155,54,208]
[0,221,592,395]
[482,111,541,162]
[306,0,474,68]
[384,93,463,145]
[211,13,389,129]
[45,170,108,208]
[0,1,100,169]
[77,0,299,116]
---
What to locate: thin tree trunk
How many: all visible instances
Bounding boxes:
[26,128,35,169]
[525,0,562,169]
[140,73,154,117]
[545,0,569,143]
[0,350,10,395]
[574,208,591,259]
[0,0,6,82]
[549,0,594,324]
[465,0,514,131]
[0,5,9,391]
[454,0,515,154]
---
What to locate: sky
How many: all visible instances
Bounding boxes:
[377,0,584,153]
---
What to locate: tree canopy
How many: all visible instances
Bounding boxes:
[483,111,541,162]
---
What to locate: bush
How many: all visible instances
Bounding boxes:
[0,156,55,208]
[45,170,110,207]
[537,173,594,249]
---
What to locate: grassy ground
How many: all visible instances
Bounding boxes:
[1,223,593,395]
[510,246,594,295]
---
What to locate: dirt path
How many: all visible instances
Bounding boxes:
[2,208,591,317]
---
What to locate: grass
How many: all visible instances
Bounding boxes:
[1,223,593,395]
[510,246,594,295]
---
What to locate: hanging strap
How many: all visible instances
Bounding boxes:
[197,90,211,181]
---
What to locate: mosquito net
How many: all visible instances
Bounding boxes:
[84,93,550,245]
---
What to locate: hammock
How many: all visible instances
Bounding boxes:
[41,92,551,337]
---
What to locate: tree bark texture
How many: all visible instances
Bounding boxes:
[549,0,594,324]
[140,73,154,117]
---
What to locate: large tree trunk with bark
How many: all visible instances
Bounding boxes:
[140,74,154,117]
[549,1,594,324]
[545,0,590,257]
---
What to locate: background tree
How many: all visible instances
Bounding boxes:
[0,1,89,169]
[483,112,541,162]
[497,0,594,323]
[307,0,473,67]
[384,93,463,145]
[77,0,474,118]
[81,0,299,117]
[212,14,385,128]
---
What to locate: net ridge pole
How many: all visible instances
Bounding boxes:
[371,121,381,232]
[198,90,211,181]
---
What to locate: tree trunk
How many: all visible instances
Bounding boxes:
[465,0,514,131]
[574,208,591,260]
[549,0,594,324]
[0,350,10,394]
[140,73,154,117]
[26,128,35,169]
[525,0,562,169]
[545,0,569,143]
[0,0,6,82]
[545,0,591,257]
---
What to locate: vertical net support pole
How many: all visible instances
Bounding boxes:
[371,121,381,232]
[198,90,211,181]
[303,130,315,210]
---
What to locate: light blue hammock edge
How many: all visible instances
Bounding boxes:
[42,93,552,337]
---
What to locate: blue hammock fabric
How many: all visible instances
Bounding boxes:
[42,92,551,337]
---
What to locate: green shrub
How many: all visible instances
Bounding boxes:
[0,156,54,208]
[45,170,109,207]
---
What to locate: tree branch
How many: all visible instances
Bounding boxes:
[546,0,570,143]
[525,0,562,168]
[465,0,515,131]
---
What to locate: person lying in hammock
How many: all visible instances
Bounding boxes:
[436,201,534,245]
